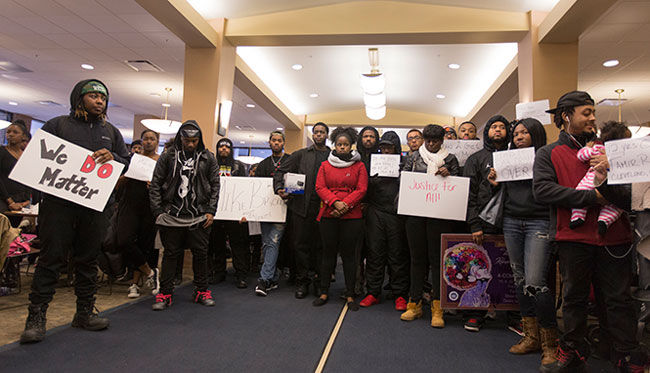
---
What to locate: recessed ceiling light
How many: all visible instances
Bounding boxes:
[309,93,319,98]
[246,104,255,108]
[161,103,171,107]
[149,92,161,97]
[602,59,619,67]
[8,101,18,106]
[240,141,245,144]
[291,64,303,71]
[81,63,94,70]
[276,127,283,130]
[436,94,446,99]
[1,74,18,80]
[448,63,460,69]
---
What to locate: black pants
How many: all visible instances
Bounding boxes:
[208,220,249,280]
[405,216,454,301]
[557,241,639,357]
[319,218,363,297]
[30,198,107,305]
[116,198,158,270]
[365,207,409,298]
[159,224,211,294]
[292,202,322,285]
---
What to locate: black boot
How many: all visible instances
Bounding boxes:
[540,346,587,373]
[71,299,109,331]
[20,303,48,344]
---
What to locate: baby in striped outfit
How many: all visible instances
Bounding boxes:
[570,122,631,235]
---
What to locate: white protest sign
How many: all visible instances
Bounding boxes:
[492,147,535,182]
[370,154,400,177]
[443,140,483,167]
[397,172,469,221]
[215,176,287,222]
[9,129,124,212]
[605,137,650,184]
[515,99,552,125]
[124,153,157,182]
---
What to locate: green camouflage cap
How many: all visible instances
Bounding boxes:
[80,80,108,96]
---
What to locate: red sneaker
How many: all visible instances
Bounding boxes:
[395,296,408,311]
[359,294,379,307]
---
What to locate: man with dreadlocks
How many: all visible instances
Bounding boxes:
[21,79,130,344]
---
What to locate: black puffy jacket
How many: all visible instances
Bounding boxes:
[366,131,402,214]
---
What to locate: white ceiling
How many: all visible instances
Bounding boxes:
[187,0,560,19]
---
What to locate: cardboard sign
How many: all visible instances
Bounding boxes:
[605,137,650,184]
[124,153,157,182]
[284,173,305,194]
[9,129,124,212]
[397,172,469,221]
[440,234,518,310]
[215,176,287,222]
[370,154,400,177]
[515,99,552,125]
[443,140,483,167]
[492,147,535,182]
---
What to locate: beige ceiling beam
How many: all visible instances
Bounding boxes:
[226,1,529,46]
[465,57,518,126]
[235,56,303,131]
[538,0,617,43]
[306,108,452,128]
[135,0,219,48]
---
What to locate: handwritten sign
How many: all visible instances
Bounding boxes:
[9,129,124,212]
[605,137,650,184]
[515,99,551,125]
[370,154,400,177]
[215,176,287,222]
[441,234,518,310]
[124,153,157,182]
[443,140,483,167]
[397,172,469,221]
[492,147,535,182]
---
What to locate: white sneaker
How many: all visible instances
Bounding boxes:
[128,284,141,298]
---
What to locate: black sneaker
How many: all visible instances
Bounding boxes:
[145,268,160,295]
[540,346,587,373]
[507,318,524,337]
[616,351,647,373]
[267,281,279,292]
[237,279,248,289]
[464,317,484,332]
[255,279,268,297]
[192,289,215,306]
[152,293,172,311]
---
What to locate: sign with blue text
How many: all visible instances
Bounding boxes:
[605,136,650,184]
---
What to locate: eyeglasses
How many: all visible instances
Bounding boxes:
[407,136,422,141]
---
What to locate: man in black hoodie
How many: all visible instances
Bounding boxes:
[274,123,330,299]
[208,137,250,288]
[149,120,219,311]
[21,79,130,344]
[462,114,511,332]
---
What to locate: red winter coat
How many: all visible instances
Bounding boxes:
[315,160,368,221]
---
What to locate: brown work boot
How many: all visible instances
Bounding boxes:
[509,317,541,354]
[400,300,423,321]
[540,327,559,365]
[430,300,445,328]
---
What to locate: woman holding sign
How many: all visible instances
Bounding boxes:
[487,118,558,366]
[400,124,459,328]
[313,127,367,311]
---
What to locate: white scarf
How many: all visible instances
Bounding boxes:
[328,150,361,168]
[419,144,449,175]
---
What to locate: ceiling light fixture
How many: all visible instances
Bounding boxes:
[81,63,94,70]
[140,87,182,135]
[360,48,386,120]
[448,63,460,69]
[602,59,619,67]
[309,93,319,98]
[436,94,446,99]
[246,104,255,108]
[1,74,18,80]
[8,101,18,106]
[240,141,245,144]
[276,127,283,130]
[291,64,303,71]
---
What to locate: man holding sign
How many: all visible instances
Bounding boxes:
[21,79,130,344]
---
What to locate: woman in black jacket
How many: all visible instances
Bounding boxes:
[400,124,460,328]
[0,120,34,214]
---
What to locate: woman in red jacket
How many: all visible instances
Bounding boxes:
[313,127,368,311]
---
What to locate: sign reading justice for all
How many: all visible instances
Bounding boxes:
[9,129,124,212]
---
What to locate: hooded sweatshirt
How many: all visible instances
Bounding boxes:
[367,131,403,214]
[356,126,380,174]
[40,79,130,205]
[216,138,246,177]
[464,115,511,233]
[149,120,219,222]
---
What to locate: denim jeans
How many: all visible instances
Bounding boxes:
[259,223,286,282]
[502,217,557,328]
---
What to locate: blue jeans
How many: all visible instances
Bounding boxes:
[259,223,286,282]
[502,217,557,328]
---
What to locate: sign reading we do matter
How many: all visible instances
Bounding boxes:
[397,172,469,221]
[215,176,287,223]
[9,129,124,212]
